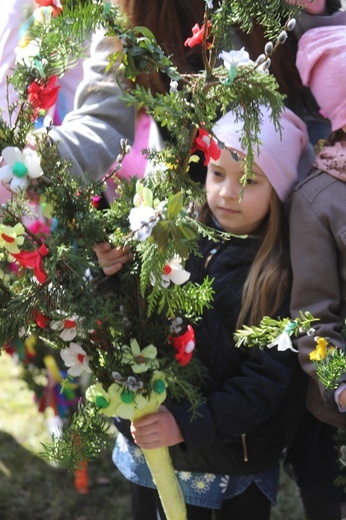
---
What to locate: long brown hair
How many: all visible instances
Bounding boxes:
[236,189,290,327]
[114,0,206,94]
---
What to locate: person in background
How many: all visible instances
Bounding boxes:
[94,105,309,520]
[45,0,344,190]
[289,24,346,520]
[241,0,344,146]
[0,0,85,203]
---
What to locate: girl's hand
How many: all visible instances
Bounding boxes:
[93,242,133,276]
[130,406,184,449]
[284,0,326,14]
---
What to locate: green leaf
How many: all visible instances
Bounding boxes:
[167,192,183,219]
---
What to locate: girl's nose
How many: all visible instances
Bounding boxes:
[219,179,240,199]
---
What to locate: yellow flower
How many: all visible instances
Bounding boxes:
[86,382,149,419]
[0,222,25,254]
[123,339,159,374]
[309,337,328,361]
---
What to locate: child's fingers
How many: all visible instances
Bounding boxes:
[93,242,133,275]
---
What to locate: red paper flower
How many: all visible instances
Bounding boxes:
[184,22,212,48]
[28,75,60,112]
[33,310,51,329]
[34,0,63,16]
[191,127,221,166]
[12,243,50,284]
[169,325,196,366]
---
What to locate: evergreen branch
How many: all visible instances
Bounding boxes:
[234,312,318,349]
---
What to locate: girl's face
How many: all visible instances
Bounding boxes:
[206,148,273,235]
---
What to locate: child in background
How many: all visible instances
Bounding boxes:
[94,105,309,520]
[289,25,346,520]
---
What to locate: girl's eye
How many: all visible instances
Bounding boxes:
[246,177,257,185]
[212,170,224,178]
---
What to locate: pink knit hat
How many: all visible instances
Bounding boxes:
[212,106,308,201]
[296,26,346,132]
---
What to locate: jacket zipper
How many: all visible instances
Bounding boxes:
[241,433,248,462]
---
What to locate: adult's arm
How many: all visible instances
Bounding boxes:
[48,31,136,181]
[289,182,346,381]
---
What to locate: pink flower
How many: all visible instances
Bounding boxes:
[191,128,221,166]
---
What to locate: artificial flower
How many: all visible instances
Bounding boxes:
[150,371,167,404]
[129,206,158,241]
[169,325,196,366]
[60,342,92,377]
[86,382,148,419]
[51,316,78,342]
[0,146,43,193]
[184,22,212,49]
[191,128,221,166]
[86,383,118,416]
[34,5,55,24]
[133,180,155,208]
[309,336,329,361]
[219,48,252,83]
[161,257,191,287]
[0,223,25,254]
[34,0,63,16]
[28,75,60,112]
[14,39,41,67]
[219,48,251,70]
[34,310,51,329]
[267,331,298,352]
[123,339,159,374]
[11,243,49,283]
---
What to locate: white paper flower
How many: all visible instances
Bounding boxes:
[0,146,43,193]
[129,206,158,241]
[60,342,92,377]
[267,332,298,353]
[14,40,41,67]
[219,48,251,70]
[161,257,191,287]
[51,316,78,342]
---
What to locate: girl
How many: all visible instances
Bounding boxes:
[288,25,346,520]
[95,105,309,520]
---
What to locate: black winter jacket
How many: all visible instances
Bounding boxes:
[167,231,299,475]
[115,229,300,476]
